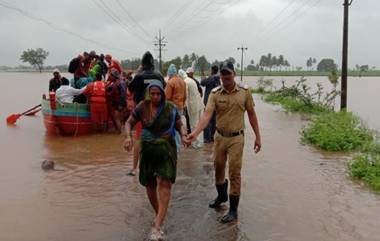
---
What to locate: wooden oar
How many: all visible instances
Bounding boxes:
[6,104,41,124]
[25,107,41,116]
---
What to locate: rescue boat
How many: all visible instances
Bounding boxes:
[41,93,92,136]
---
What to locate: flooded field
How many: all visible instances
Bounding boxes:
[1,72,380,241]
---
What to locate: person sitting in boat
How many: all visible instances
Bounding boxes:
[49,68,68,92]
[106,69,126,133]
[55,78,86,104]
[82,72,108,132]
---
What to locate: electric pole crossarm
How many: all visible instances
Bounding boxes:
[154,30,167,73]
[237,45,248,82]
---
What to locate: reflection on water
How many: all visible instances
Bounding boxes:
[1,73,380,241]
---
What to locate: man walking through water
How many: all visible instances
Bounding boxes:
[188,61,261,223]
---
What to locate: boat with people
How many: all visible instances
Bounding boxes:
[41,93,93,136]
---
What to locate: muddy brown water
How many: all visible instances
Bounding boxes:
[1,72,380,241]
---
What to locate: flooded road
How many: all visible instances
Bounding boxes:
[1,73,380,241]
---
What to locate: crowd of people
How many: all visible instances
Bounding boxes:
[49,50,132,133]
[47,51,262,241]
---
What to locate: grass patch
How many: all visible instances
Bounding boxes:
[349,153,380,192]
[301,111,373,151]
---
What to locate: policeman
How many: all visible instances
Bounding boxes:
[188,61,261,223]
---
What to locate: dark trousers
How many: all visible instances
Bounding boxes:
[204,112,216,143]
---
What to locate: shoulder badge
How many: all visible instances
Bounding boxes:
[211,86,222,93]
[238,83,249,90]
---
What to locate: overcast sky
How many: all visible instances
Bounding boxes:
[0,0,378,68]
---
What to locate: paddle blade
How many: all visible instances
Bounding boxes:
[6,114,20,124]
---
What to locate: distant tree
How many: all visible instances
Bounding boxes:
[190,53,197,63]
[259,55,267,70]
[278,55,284,71]
[20,48,49,73]
[211,60,221,68]
[360,65,369,72]
[225,57,236,65]
[172,56,182,69]
[121,58,141,70]
[246,64,257,71]
[306,57,312,70]
[182,54,190,69]
[271,56,278,71]
[267,53,272,71]
[284,60,290,70]
[317,58,337,72]
[196,55,210,76]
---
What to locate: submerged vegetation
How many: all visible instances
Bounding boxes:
[349,147,380,192]
[252,75,380,192]
[254,77,338,114]
[302,111,373,151]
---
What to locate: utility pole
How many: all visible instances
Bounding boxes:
[154,30,167,73]
[340,0,353,110]
[237,45,248,82]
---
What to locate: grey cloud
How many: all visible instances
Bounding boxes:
[0,0,378,68]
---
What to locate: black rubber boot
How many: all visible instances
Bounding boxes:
[209,180,228,208]
[220,195,240,223]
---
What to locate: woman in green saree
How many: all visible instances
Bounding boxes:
[124,80,189,240]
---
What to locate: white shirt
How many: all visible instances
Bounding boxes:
[55,85,85,103]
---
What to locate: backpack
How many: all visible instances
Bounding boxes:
[68,57,80,73]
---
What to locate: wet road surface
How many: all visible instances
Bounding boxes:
[1,73,380,240]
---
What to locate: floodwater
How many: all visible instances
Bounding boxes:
[242,75,380,130]
[1,72,380,241]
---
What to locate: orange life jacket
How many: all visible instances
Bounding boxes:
[90,81,106,103]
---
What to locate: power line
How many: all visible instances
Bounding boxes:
[165,0,217,35]
[115,0,152,40]
[163,0,199,30]
[0,1,138,55]
[167,0,242,38]
[92,0,151,44]
[255,0,313,41]
[259,0,299,34]
[253,0,321,47]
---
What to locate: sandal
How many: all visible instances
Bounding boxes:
[126,169,136,176]
[149,228,164,241]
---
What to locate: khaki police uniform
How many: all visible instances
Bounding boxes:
[205,83,255,196]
